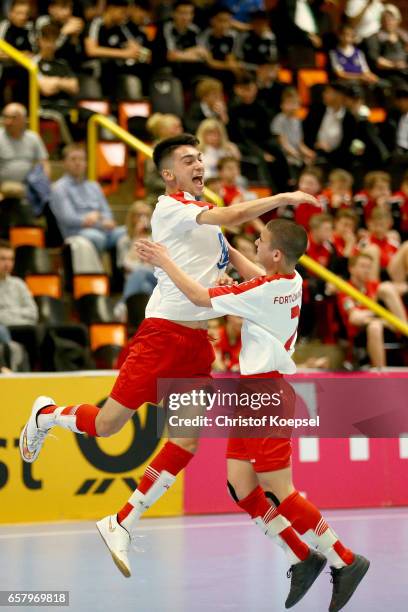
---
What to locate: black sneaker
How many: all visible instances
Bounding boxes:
[329,554,370,612]
[285,549,327,608]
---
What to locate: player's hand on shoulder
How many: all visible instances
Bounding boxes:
[135,239,170,267]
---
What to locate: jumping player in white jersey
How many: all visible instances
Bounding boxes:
[136,219,370,612]
[19,133,319,578]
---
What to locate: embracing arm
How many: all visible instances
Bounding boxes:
[136,240,212,307]
[196,191,318,226]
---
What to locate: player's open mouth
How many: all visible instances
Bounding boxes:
[193,176,203,186]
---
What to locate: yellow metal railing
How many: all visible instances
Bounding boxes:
[87,114,223,206]
[0,39,39,132]
[87,113,408,336]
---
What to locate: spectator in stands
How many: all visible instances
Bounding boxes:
[199,5,242,87]
[0,0,34,104]
[50,143,125,252]
[84,0,143,100]
[344,0,384,43]
[35,23,79,144]
[185,77,229,134]
[324,168,354,212]
[306,212,334,266]
[294,166,327,229]
[0,239,39,369]
[0,103,50,186]
[0,181,33,238]
[303,82,356,170]
[123,0,152,94]
[360,207,399,279]
[392,170,408,241]
[236,10,278,67]
[144,112,183,205]
[273,0,322,68]
[228,71,291,192]
[114,200,156,322]
[196,118,240,179]
[222,0,265,28]
[271,87,316,180]
[365,4,408,85]
[332,209,359,277]
[353,170,395,225]
[213,314,242,372]
[154,0,209,84]
[256,62,287,119]
[337,252,406,368]
[329,23,378,85]
[35,0,85,71]
[382,87,408,177]
[217,156,256,206]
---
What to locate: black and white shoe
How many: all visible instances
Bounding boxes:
[285,549,327,608]
[329,554,370,612]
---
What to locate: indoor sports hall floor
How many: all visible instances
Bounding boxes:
[1,508,406,612]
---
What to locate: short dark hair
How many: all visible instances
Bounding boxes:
[174,0,194,10]
[217,156,239,171]
[266,219,307,264]
[235,71,257,86]
[0,239,13,251]
[153,133,199,170]
[40,22,60,40]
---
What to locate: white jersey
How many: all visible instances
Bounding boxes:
[146,191,229,321]
[209,271,303,374]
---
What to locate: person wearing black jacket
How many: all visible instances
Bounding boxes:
[227,72,291,192]
[303,82,357,170]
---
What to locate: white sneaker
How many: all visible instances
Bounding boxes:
[96,514,131,577]
[19,396,56,463]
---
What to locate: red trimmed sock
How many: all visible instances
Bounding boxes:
[237,486,309,564]
[278,491,354,567]
[38,404,100,436]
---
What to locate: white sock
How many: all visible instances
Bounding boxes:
[120,471,176,532]
[254,514,302,566]
[37,407,82,434]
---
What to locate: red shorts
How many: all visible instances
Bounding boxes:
[110,318,215,410]
[226,371,294,473]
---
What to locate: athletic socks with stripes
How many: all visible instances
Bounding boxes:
[117,441,194,532]
[237,487,354,569]
[37,404,99,436]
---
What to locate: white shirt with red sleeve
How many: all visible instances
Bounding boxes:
[208,271,303,374]
[145,191,229,321]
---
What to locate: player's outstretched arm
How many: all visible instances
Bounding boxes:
[196,191,318,227]
[135,240,212,307]
[228,243,265,281]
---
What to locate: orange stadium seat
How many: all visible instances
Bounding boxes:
[25,274,62,299]
[297,69,328,106]
[78,100,110,115]
[278,68,293,84]
[89,323,127,352]
[369,108,386,123]
[9,227,45,248]
[73,274,109,299]
[97,142,127,194]
[315,52,327,69]
[296,107,309,120]
[118,101,151,132]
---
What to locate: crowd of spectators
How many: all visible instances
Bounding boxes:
[1,0,408,373]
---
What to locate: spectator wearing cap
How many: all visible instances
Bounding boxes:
[365,4,408,85]
[185,78,229,134]
[303,82,357,170]
[236,10,278,68]
[199,5,243,88]
[84,0,143,100]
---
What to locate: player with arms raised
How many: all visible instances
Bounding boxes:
[19,134,319,577]
[137,219,369,611]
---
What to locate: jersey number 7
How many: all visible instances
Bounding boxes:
[284,305,300,352]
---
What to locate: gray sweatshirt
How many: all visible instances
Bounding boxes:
[0,276,39,326]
